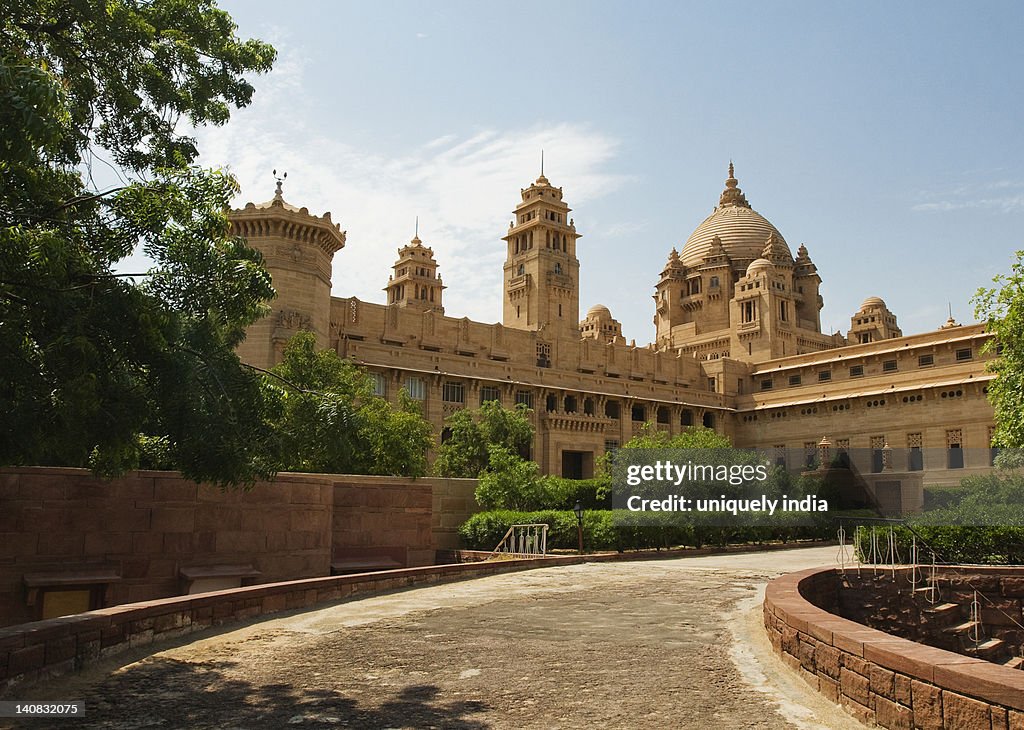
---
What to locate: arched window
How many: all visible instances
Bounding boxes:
[631,404,646,422]
[583,398,594,416]
[564,395,577,413]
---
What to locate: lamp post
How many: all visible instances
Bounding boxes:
[573,500,584,555]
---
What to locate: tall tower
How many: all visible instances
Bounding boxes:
[501,163,582,341]
[229,176,346,370]
[384,225,445,314]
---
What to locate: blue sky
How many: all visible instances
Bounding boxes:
[203,0,1024,341]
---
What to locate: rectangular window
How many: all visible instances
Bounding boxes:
[760,378,773,391]
[882,359,898,372]
[707,377,717,392]
[371,372,387,397]
[909,447,923,471]
[515,390,534,409]
[404,376,425,400]
[480,385,501,405]
[442,381,465,404]
[918,354,934,367]
[849,365,864,377]
[818,370,832,382]
[956,348,973,361]
[788,374,802,387]
[680,409,693,427]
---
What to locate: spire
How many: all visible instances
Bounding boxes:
[718,162,750,209]
[536,149,549,185]
[411,216,421,245]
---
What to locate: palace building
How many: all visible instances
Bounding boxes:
[231,166,996,488]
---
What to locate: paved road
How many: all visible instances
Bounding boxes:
[7,546,864,729]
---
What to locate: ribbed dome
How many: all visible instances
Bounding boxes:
[586,304,612,318]
[679,166,792,269]
[860,296,886,309]
[746,258,772,275]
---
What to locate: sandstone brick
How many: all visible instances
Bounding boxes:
[913,681,943,730]
[894,673,912,705]
[942,691,992,730]
[874,694,912,730]
[1002,577,1024,598]
[994,707,1009,730]
[843,653,870,677]
[841,667,870,706]
[1010,710,1024,730]
[8,644,44,675]
[818,674,840,703]
[150,507,195,533]
[797,638,816,670]
[870,664,896,700]
[840,694,873,726]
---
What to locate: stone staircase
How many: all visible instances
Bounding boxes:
[920,590,1024,670]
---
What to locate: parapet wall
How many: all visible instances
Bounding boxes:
[764,567,1024,729]
[0,556,587,693]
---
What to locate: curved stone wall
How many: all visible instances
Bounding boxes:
[764,566,1024,728]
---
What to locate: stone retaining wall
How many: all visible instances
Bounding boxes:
[764,567,1024,729]
[0,468,480,628]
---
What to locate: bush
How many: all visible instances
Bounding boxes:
[853,524,1024,565]
[923,486,965,511]
[459,509,836,552]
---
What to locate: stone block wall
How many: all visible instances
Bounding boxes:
[835,567,1024,659]
[0,468,483,627]
[764,566,1024,729]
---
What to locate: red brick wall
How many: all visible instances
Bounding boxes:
[764,567,1024,729]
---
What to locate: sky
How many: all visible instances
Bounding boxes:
[195,0,1024,343]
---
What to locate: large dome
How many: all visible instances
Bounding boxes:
[679,166,791,268]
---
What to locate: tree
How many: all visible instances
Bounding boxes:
[433,401,535,478]
[975,251,1024,453]
[1,1,279,485]
[474,445,544,511]
[270,332,433,477]
[618,423,732,450]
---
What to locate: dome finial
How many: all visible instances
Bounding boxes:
[719,162,749,208]
[272,168,287,203]
[536,150,549,185]
[411,215,422,245]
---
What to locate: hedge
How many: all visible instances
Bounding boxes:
[459,509,838,552]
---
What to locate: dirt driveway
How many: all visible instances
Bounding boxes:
[5,546,864,729]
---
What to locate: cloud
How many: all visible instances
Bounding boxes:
[912,178,1024,213]
[194,45,629,324]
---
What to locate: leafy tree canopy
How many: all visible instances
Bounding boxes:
[433,401,535,478]
[270,332,434,478]
[975,251,1024,452]
[1,1,279,485]
[618,423,732,450]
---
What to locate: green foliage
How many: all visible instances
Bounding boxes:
[474,446,543,511]
[270,332,433,477]
[852,473,1024,564]
[975,251,1024,448]
[619,423,733,450]
[434,401,534,478]
[0,1,280,486]
[459,509,835,552]
[923,485,966,512]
